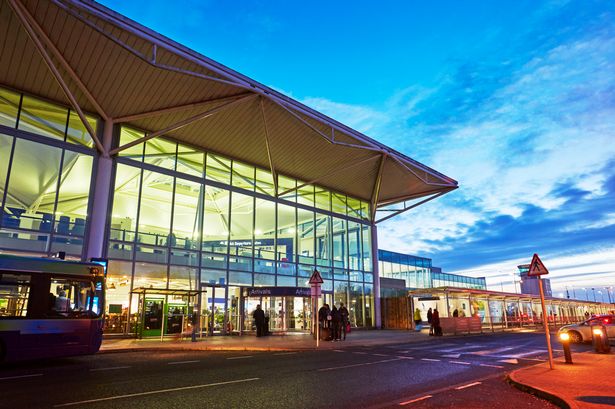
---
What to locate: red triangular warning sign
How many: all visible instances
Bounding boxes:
[309,269,324,284]
[527,253,549,276]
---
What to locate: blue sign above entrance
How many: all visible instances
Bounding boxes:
[244,287,314,297]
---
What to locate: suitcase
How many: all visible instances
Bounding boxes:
[319,327,332,341]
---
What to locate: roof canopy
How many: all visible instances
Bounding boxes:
[0,0,457,220]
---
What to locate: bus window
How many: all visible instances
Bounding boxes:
[50,278,101,318]
[0,273,30,317]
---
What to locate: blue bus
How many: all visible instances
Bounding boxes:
[0,254,105,362]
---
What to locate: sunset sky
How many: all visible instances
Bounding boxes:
[101,0,615,301]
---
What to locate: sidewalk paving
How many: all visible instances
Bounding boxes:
[100,329,430,353]
[509,351,615,409]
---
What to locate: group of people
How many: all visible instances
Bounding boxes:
[318,302,350,341]
[414,307,442,336]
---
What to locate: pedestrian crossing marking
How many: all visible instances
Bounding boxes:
[470,347,515,356]
[498,358,519,364]
[441,353,461,358]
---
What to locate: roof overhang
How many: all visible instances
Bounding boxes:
[0,0,458,220]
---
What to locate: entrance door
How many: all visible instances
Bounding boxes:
[142,298,164,337]
[202,286,226,335]
[243,295,313,333]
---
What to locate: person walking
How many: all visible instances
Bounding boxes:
[318,303,331,340]
[432,308,442,336]
[253,304,265,337]
[427,307,433,336]
[339,302,349,340]
[414,308,422,327]
[331,305,341,341]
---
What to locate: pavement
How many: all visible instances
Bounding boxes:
[509,350,615,409]
[101,329,615,409]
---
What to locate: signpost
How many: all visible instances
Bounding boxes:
[309,269,324,348]
[528,253,554,369]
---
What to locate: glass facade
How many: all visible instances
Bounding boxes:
[0,86,96,259]
[378,249,487,290]
[0,85,378,335]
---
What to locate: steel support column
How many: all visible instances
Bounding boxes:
[371,223,382,329]
[85,119,114,260]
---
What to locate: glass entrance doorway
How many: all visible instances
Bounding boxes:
[242,287,318,334]
[201,285,226,335]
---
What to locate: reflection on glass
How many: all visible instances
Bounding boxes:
[254,198,275,260]
[315,212,331,267]
[0,88,20,128]
[177,143,204,177]
[137,171,173,246]
[229,192,253,257]
[206,153,231,184]
[144,138,177,169]
[118,127,144,160]
[172,178,202,250]
[18,95,68,141]
[297,208,314,265]
[231,161,255,191]
[66,111,96,147]
[203,185,229,254]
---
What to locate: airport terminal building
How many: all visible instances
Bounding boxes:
[0,0,458,336]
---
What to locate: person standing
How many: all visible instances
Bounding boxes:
[432,308,442,336]
[414,308,422,327]
[253,304,265,337]
[331,305,341,341]
[339,302,349,340]
[427,307,433,336]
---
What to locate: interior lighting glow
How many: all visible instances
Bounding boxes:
[559,333,570,341]
[593,328,604,336]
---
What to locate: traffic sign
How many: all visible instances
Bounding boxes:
[309,269,324,284]
[527,253,549,276]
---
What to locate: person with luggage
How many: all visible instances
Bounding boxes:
[318,303,331,340]
[432,308,442,336]
[339,302,349,340]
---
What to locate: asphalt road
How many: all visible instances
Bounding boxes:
[0,332,593,409]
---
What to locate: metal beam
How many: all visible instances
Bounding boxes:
[275,103,334,145]
[113,92,255,123]
[377,186,457,207]
[8,0,105,155]
[259,97,277,196]
[109,94,257,155]
[370,154,387,221]
[375,190,451,224]
[277,154,381,198]
[14,0,110,122]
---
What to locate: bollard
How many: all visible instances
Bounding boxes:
[559,332,573,364]
[591,325,611,354]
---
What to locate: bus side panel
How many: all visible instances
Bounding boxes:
[89,319,104,354]
[14,319,92,360]
[0,329,20,362]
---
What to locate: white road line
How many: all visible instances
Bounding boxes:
[449,361,471,365]
[397,356,414,359]
[332,349,345,352]
[372,353,389,357]
[480,364,504,369]
[227,356,253,360]
[455,381,482,390]
[0,373,43,381]
[420,358,440,362]
[399,395,433,405]
[353,351,368,355]
[438,344,482,352]
[90,366,131,372]
[505,350,546,358]
[272,352,297,356]
[53,377,260,407]
[471,347,515,356]
[317,358,402,372]
[167,360,199,365]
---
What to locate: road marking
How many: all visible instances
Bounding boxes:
[471,347,515,356]
[439,344,482,352]
[317,358,402,372]
[53,377,260,407]
[455,381,482,390]
[372,353,389,357]
[272,352,297,356]
[227,356,253,360]
[505,349,546,358]
[332,349,345,352]
[90,366,131,372]
[449,361,471,365]
[399,395,432,405]
[0,373,43,381]
[498,358,519,365]
[167,360,199,365]
[442,353,461,358]
[353,351,368,355]
[397,356,414,359]
[480,364,504,368]
[420,358,440,362]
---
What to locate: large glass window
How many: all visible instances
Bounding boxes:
[348,221,361,271]
[171,178,202,251]
[332,217,346,269]
[176,143,204,178]
[277,203,295,264]
[18,95,68,141]
[206,153,231,184]
[254,198,275,261]
[297,208,314,265]
[202,186,229,254]
[229,192,253,257]
[144,138,176,169]
[66,111,96,148]
[255,168,275,196]
[118,127,144,160]
[315,212,331,267]
[231,161,255,192]
[110,164,141,244]
[0,133,13,210]
[137,171,173,248]
[362,225,372,272]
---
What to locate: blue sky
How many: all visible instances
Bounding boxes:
[101,0,615,300]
